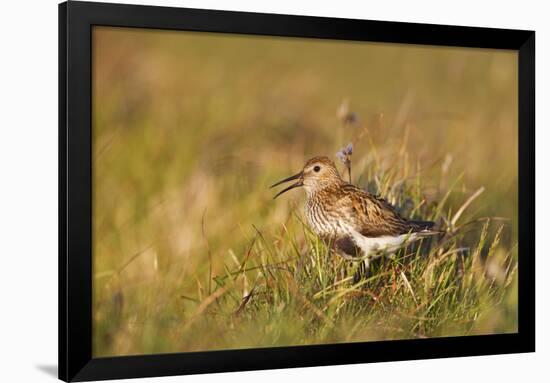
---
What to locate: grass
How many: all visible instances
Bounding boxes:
[92,27,518,356]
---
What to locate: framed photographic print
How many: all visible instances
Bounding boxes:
[59,1,535,381]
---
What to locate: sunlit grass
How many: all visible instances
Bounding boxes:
[92,27,518,356]
[92,144,517,355]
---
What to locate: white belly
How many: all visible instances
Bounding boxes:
[347,228,418,258]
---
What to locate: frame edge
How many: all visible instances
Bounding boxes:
[59,2,68,381]
[517,30,535,352]
[61,1,536,381]
[62,1,95,381]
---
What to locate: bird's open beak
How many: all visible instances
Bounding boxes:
[270,171,304,199]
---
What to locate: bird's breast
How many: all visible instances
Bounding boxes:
[305,198,347,237]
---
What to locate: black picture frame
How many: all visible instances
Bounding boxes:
[59,1,535,381]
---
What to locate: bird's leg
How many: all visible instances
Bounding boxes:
[353,264,362,284]
[353,256,370,283]
[362,257,371,279]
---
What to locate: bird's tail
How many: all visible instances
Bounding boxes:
[409,220,442,236]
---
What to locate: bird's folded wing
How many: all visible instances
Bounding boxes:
[336,186,410,237]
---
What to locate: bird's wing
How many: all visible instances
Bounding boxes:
[335,184,411,237]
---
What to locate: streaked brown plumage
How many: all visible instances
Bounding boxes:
[271,156,437,264]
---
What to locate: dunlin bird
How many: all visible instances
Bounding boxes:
[271,156,437,266]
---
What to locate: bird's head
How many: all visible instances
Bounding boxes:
[270,156,342,199]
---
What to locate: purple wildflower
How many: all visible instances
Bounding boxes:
[345,142,353,155]
[337,99,359,125]
[336,142,354,183]
[336,150,346,163]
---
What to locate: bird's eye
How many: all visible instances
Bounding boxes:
[313,165,321,172]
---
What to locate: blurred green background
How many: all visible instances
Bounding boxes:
[92,27,518,357]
